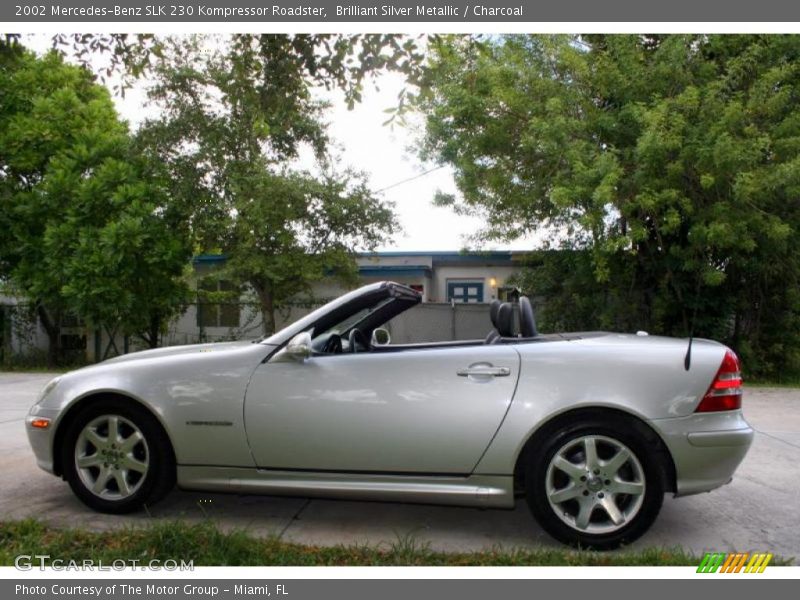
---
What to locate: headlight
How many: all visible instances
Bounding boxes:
[36,376,62,404]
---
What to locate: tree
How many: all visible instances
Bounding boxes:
[0,42,191,363]
[136,36,398,335]
[416,35,800,378]
[46,33,427,109]
[218,168,396,334]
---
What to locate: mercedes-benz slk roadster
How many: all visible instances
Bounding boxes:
[26,281,753,548]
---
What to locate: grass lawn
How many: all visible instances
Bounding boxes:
[1,518,780,567]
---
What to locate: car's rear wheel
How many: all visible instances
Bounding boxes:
[62,400,175,513]
[525,417,664,549]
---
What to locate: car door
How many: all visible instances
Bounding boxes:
[243,344,521,474]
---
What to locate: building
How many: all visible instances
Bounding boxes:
[180,250,526,342]
[1,250,528,362]
[354,251,524,303]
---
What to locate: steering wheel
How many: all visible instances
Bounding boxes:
[348,328,369,353]
[322,333,342,354]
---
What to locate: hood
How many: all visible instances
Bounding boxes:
[93,340,262,367]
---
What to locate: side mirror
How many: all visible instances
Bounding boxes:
[371,327,391,346]
[285,332,313,361]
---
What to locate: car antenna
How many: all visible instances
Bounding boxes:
[684,278,702,371]
[684,332,694,371]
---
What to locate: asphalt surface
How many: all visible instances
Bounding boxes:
[1,372,799,560]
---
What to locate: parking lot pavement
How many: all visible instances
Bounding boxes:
[1,373,798,560]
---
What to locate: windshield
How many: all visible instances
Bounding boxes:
[313,297,395,340]
[259,281,420,347]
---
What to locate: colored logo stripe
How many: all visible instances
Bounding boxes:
[745,553,772,573]
[697,552,772,573]
[697,553,726,573]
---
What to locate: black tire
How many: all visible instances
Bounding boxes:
[62,399,175,514]
[524,416,664,550]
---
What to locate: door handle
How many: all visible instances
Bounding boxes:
[457,365,511,377]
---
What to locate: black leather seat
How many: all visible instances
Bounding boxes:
[489,302,515,343]
[484,299,502,344]
[519,296,538,337]
[484,298,520,344]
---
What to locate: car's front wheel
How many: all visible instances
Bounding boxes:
[62,400,175,513]
[525,417,664,549]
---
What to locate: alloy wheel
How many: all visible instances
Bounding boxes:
[74,414,149,500]
[545,434,646,535]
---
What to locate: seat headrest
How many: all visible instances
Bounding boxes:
[489,299,501,327]
[519,296,538,337]
[496,302,515,337]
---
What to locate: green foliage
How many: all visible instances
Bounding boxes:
[136,36,399,334]
[417,35,800,378]
[0,42,191,362]
[0,518,756,566]
[47,33,427,109]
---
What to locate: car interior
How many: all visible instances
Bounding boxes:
[306,281,571,356]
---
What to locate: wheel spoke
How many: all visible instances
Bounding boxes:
[92,467,112,494]
[610,480,645,496]
[552,455,585,480]
[599,496,624,525]
[575,497,594,530]
[583,437,599,470]
[603,448,631,477]
[122,456,147,473]
[107,416,120,444]
[115,471,131,497]
[549,485,582,504]
[76,454,101,469]
[120,430,143,453]
[85,429,107,450]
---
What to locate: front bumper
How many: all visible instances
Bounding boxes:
[652,410,754,496]
[26,405,60,474]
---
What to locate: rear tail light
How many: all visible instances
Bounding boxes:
[695,349,743,412]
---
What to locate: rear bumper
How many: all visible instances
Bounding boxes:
[651,410,754,497]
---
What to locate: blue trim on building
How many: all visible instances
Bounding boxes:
[358,265,432,277]
[193,251,525,266]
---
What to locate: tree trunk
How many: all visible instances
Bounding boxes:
[147,313,160,349]
[36,304,61,367]
[254,283,276,337]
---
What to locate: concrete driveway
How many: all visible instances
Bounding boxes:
[1,372,798,560]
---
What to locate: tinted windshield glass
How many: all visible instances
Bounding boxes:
[313,297,395,339]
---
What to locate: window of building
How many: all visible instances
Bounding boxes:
[447,280,484,303]
[197,280,241,328]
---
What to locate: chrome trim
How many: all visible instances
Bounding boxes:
[177,466,515,508]
[457,365,511,377]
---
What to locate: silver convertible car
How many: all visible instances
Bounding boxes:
[26,282,753,549]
